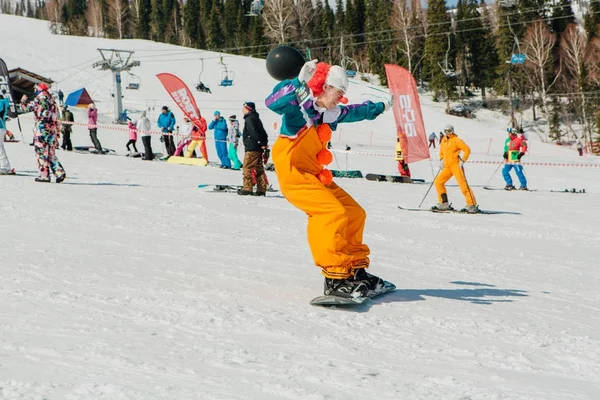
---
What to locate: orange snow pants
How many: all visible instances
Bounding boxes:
[272,126,369,279]
[435,164,476,206]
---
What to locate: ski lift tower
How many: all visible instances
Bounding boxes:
[92,49,140,123]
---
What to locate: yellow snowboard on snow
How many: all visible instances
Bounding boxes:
[167,156,208,167]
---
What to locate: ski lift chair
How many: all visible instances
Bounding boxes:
[220,70,235,87]
[127,73,141,90]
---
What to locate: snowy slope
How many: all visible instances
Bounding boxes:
[2,14,600,400]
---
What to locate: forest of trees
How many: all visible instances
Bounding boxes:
[2,0,600,143]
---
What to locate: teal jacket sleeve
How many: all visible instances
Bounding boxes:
[264,78,307,138]
[336,101,385,124]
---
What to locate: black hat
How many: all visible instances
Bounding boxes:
[162,106,168,111]
[243,101,256,111]
[229,115,236,120]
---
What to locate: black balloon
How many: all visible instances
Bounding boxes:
[266,46,306,81]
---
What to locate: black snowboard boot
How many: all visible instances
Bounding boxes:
[324,276,369,299]
[254,191,266,197]
[352,268,386,294]
[56,174,66,184]
[237,189,253,196]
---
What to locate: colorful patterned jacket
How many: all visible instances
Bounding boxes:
[20,91,60,138]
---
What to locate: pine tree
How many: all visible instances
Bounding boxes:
[423,0,454,102]
[234,3,248,54]
[223,0,240,49]
[136,0,151,39]
[344,0,355,36]
[548,96,563,141]
[150,0,164,41]
[366,0,392,84]
[207,2,224,48]
[26,0,33,16]
[551,0,574,34]
[473,0,498,102]
[321,0,335,63]
[185,0,201,47]
[584,0,600,39]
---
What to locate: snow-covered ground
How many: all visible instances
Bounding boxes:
[2,14,600,400]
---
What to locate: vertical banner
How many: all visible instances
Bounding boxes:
[156,73,208,161]
[0,58,18,118]
[385,64,430,164]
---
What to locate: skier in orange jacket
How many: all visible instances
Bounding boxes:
[433,125,478,213]
[265,60,393,300]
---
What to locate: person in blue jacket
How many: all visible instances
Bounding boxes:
[157,106,176,156]
[0,90,14,174]
[209,110,231,168]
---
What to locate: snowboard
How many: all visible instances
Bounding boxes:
[310,280,396,307]
[3,139,20,143]
[198,184,279,193]
[397,205,520,215]
[365,173,425,184]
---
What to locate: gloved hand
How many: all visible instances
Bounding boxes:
[383,95,394,111]
[518,152,524,160]
[298,59,319,83]
[503,151,508,160]
[439,159,444,169]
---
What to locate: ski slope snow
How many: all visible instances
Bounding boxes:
[1,14,600,400]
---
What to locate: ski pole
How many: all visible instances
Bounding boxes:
[462,164,476,205]
[418,167,442,208]
[483,162,502,187]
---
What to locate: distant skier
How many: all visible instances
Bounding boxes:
[266,60,393,299]
[576,140,584,156]
[88,103,104,154]
[394,139,411,177]
[502,128,528,190]
[428,132,437,148]
[239,102,268,195]
[433,125,478,213]
[60,105,73,151]
[209,111,231,168]
[126,119,139,155]
[157,106,176,156]
[20,83,66,183]
[137,111,154,160]
[227,115,243,170]
[57,89,64,106]
[0,90,14,175]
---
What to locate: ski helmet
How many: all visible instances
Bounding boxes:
[443,124,454,134]
[266,46,306,81]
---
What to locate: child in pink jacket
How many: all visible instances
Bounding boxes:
[126,120,139,155]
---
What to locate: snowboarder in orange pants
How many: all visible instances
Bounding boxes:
[266,60,393,299]
[433,125,478,213]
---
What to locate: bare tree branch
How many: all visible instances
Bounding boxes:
[262,0,297,44]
